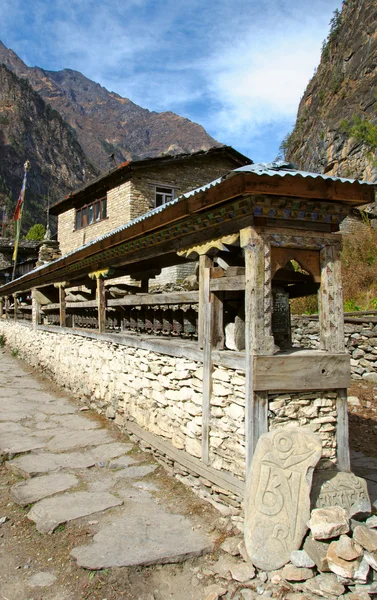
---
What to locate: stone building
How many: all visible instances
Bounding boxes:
[50,147,251,257]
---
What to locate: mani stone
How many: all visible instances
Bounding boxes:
[311,470,371,517]
[244,428,322,571]
[307,507,349,540]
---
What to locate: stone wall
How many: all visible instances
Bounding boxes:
[58,181,132,255]
[292,316,377,382]
[268,391,337,469]
[0,321,343,485]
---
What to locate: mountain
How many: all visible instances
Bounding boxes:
[0,64,96,232]
[0,41,220,172]
[283,0,377,182]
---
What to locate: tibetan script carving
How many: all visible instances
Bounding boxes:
[311,470,370,513]
[244,428,322,571]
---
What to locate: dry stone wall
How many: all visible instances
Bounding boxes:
[293,316,377,383]
[0,321,343,490]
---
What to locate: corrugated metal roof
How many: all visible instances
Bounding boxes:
[182,161,376,200]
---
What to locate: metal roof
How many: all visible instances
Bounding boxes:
[8,161,376,287]
[182,161,376,200]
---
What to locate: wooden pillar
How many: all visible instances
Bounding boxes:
[4,296,9,320]
[54,282,67,327]
[241,227,274,472]
[89,269,110,334]
[202,263,212,464]
[319,243,345,353]
[13,294,17,321]
[31,289,40,330]
[198,255,212,348]
[0,297,3,319]
[97,277,106,333]
[337,389,350,471]
[212,292,224,350]
[319,242,350,470]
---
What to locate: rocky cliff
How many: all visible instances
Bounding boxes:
[0,64,97,232]
[284,0,377,182]
[0,41,220,172]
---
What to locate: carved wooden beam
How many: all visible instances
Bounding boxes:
[178,233,240,259]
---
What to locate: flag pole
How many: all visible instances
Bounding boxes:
[12,160,30,281]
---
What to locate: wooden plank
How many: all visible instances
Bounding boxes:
[67,300,98,309]
[125,420,244,496]
[212,292,224,350]
[210,276,245,291]
[108,291,199,307]
[0,297,3,319]
[97,278,106,334]
[319,245,345,353]
[198,255,212,348]
[336,389,350,471]
[254,354,350,391]
[202,267,212,465]
[13,294,17,321]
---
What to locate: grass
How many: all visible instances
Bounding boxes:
[11,348,19,358]
[0,334,5,348]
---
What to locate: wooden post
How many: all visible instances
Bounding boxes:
[202,265,212,464]
[31,289,40,330]
[13,294,17,321]
[212,291,224,350]
[89,269,111,334]
[4,296,9,320]
[241,227,274,472]
[0,297,3,319]
[198,255,212,348]
[54,282,68,327]
[336,389,350,471]
[319,243,345,353]
[97,277,106,333]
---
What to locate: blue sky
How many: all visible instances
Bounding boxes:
[1,0,343,162]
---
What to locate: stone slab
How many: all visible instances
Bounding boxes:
[0,433,46,455]
[28,491,123,533]
[90,442,133,463]
[47,429,114,452]
[244,428,322,571]
[11,473,79,506]
[71,507,212,569]
[311,470,371,515]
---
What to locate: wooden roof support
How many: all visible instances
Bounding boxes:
[54,282,68,328]
[240,226,274,472]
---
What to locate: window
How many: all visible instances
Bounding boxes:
[75,197,107,230]
[155,186,174,208]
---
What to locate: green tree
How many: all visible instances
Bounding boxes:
[24,223,46,241]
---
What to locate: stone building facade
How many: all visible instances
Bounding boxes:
[51,148,251,256]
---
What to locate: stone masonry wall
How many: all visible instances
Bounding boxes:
[58,181,132,255]
[57,155,236,256]
[268,391,338,470]
[292,316,377,383]
[0,321,343,484]
[0,321,246,481]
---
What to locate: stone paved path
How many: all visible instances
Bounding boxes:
[0,350,213,574]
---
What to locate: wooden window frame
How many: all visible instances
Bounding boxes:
[75,197,107,230]
[154,185,175,208]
